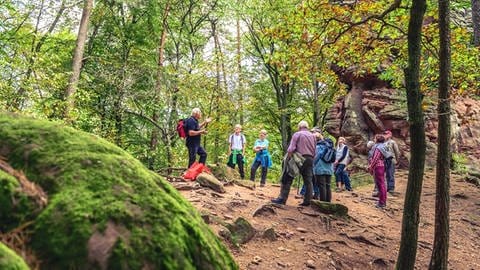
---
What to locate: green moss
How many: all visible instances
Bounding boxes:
[0,171,37,232]
[0,113,238,270]
[0,242,30,270]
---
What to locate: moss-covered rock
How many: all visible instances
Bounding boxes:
[311,200,349,217]
[0,170,38,232]
[225,217,256,245]
[0,242,30,270]
[0,113,238,270]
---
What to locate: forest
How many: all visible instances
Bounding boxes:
[0,0,479,269]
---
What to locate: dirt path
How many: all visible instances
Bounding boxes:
[179,169,479,269]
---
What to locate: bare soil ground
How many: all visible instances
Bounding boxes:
[178,169,480,270]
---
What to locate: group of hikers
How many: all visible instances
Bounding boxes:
[183,108,400,209]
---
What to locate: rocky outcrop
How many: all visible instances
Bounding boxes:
[325,71,480,170]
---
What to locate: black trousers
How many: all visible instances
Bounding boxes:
[250,160,268,184]
[227,153,245,179]
[187,144,207,168]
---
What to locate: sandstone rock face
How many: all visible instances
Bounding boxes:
[325,74,480,170]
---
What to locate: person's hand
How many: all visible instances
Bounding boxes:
[200,129,208,134]
[205,117,212,124]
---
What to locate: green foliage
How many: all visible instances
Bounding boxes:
[0,113,237,269]
[0,242,30,270]
[451,153,468,175]
[0,0,478,175]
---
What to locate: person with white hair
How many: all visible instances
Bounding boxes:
[250,129,272,187]
[184,108,212,168]
[271,120,316,206]
[227,124,247,179]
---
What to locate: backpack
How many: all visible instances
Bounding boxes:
[176,118,187,139]
[321,138,336,163]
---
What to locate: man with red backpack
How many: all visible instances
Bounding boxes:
[184,108,212,168]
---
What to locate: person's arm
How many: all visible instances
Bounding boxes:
[313,146,323,165]
[393,141,400,160]
[188,129,206,136]
[286,133,299,158]
[199,117,212,128]
[228,135,232,155]
[242,135,246,156]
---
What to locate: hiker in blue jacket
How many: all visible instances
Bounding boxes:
[250,129,272,187]
[312,128,335,202]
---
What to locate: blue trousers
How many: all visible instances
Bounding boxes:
[335,164,352,191]
[385,158,395,191]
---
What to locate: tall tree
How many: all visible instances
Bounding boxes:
[429,0,452,267]
[473,0,480,46]
[13,0,68,111]
[149,2,171,169]
[396,0,427,268]
[63,0,93,121]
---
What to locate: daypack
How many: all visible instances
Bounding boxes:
[321,138,336,163]
[176,119,187,139]
[183,162,211,180]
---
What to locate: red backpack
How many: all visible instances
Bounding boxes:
[176,119,187,139]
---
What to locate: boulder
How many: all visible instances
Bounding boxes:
[225,217,256,245]
[196,172,226,193]
[310,201,349,217]
[0,242,29,270]
[0,113,237,270]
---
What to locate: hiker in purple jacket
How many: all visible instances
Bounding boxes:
[271,121,316,206]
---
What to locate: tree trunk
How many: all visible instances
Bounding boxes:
[63,0,93,121]
[395,0,427,269]
[312,76,320,127]
[236,17,244,125]
[473,0,480,46]
[212,19,222,164]
[429,0,451,267]
[149,3,170,170]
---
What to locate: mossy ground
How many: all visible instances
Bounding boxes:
[0,113,237,269]
[0,242,30,270]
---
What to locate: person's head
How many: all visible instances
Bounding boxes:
[298,120,309,130]
[311,127,323,141]
[259,129,267,139]
[384,130,392,139]
[376,134,386,143]
[234,124,242,134]
[191,108,202,119]
[367,140,375,149]
[337,136,346,146]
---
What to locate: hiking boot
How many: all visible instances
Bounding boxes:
[375,203,386,209]
[388,190,399,196]
[372,191,379,197]
[259,183,265,187]
[335,187,342,192]
[271,198,286,205]
[298,201,310,206]
[294,194,304,199]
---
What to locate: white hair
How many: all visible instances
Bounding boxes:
[298,120,309,129]
[191,108,201,115]
[234,124,242,129]
[260,129,267,135]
